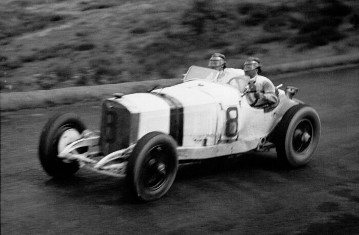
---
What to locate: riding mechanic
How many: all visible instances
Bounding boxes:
[243,57,278,108]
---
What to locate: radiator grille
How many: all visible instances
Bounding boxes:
[100,100,139,155]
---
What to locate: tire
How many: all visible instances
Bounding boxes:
[274,104,321,167]
[127,132,178,201]
[38,113,86,178]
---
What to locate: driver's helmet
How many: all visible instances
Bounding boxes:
[243,57,261,72]
[208,53,226,70]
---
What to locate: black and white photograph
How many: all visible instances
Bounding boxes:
[1,0,359,234]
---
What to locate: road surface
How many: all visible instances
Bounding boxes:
[1,66,359,234]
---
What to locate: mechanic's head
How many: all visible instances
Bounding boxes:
[208,53,226,71]
[244,57,262,78]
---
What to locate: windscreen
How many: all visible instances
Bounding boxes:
[183,66,220,82]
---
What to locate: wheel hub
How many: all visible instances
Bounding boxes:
[144,154,168,190]
[292,119,313,153]
[301,132,311,143]
[58,128,81,153]
[157,163,166,175]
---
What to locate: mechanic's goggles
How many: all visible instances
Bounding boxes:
[208,58,224,67]
[243,61,259,71]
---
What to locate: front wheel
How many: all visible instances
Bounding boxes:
[126,132,178,201]
[274,104,321,167]
[38,113,86,178]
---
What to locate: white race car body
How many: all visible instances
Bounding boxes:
[99,66,298,160]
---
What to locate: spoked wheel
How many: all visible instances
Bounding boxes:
[127,132,178,201]
[39,113,86,178]
[274,104,321,167]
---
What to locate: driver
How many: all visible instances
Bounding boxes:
[208,53,245,88]
[243,57,278,108]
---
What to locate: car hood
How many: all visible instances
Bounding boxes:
[152,80,240,108]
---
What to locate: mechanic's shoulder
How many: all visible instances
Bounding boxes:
[257,74,271,82]
[258,75,276,89]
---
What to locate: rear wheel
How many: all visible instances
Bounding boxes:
[39,113,86,178]
[274,104,321,167]
[127,132,178,201]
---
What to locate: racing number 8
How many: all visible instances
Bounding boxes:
[225,107,238,137]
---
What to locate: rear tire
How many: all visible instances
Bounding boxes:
[127,132,178,201]
[39,113,86,178]
[274,104,321,167]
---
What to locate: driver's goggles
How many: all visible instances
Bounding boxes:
[243,62,259,71]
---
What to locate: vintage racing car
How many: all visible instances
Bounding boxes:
[38,66,321,201]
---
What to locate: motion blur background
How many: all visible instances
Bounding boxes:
[1,0,358,92]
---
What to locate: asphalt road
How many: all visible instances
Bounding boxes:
[1,66,359,235]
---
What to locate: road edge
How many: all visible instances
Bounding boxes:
[1,54,359,112]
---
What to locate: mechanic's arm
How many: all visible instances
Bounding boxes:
[255,82,278,104]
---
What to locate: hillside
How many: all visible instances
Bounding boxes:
[1,0,359,92]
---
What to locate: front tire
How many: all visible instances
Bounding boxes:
[38,113,86,178]
[127,132,178,201]
[275,104,321,167]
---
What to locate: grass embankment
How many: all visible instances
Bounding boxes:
[1,0,358,92]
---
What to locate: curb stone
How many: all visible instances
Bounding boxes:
[1,54,359,111]
[0,79,182,111]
